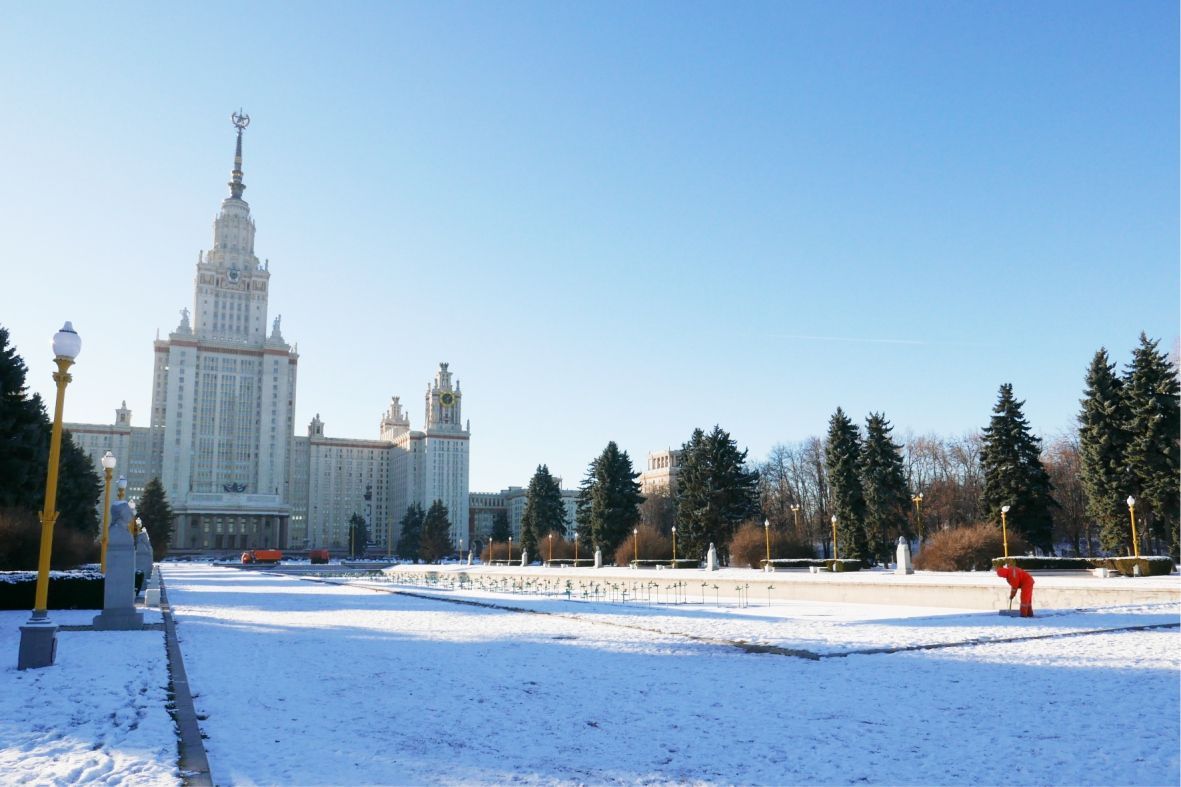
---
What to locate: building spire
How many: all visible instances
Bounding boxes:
[228,109,250,200]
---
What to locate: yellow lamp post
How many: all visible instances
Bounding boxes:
[547,533,553,563]
[99,451,116,572]
[573,532,579,564]
[1000,505,1011,559]
[831,514,839,561]
[488,539,494,564]
[508,536,512,563]
[633,528,639,564]
[764,518,771,567]
[790,504,800,534]
[18,322,82,670]
[1126,496,1140,559]
[671,526,677,566]
[911,493,924,543]
[459,538,464,561]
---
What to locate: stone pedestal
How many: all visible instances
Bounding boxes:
[467,550,474,566]
[520,549,528,568]
[594,548,602,569]
[706,543,719,571]
[895,537,914,575]
[17,615,58,670]
[93,502,144,630]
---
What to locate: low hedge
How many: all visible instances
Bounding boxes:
[0,570,145,610]
[989,556,1174,576]
[827,559,863,572]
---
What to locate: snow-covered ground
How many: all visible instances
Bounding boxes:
[164,564,1179,786]
[0,608,178,786]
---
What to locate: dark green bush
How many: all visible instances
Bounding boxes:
[827,559,863,572]
[990,556,1092,570]
[989,556,1174,576]
[0,570,145,610]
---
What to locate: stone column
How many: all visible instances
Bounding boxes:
[594,548,602,569]
[706,543,719,571]
[93,502,144,630]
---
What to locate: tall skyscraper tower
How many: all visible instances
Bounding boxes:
[148,112,298,551]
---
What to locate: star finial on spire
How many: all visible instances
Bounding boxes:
[228,110,250,199]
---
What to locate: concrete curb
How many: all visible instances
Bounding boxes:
[159,575,214,786]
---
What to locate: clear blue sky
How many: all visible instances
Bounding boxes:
[1,2,1176,492]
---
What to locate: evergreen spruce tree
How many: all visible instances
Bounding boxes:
[1078,349,1133,552]
[56,432,101,537]
[396,503,425,560]
[860,413,910,564]
[0,327,53,511]
[574,455,598,548]
[824,408,870,563]
[520,464,566,560]
[347,513,368,558]
[137,477,175,561]
[419,500,453,563]
[1123,333,1180,556]
[0,327,101,529]
[579,441,644,555]
[980,384,1056,552]
[673,426,760,564]
[489,510,511,543]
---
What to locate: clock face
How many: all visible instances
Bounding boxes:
[440,392,456,407]
[227,266,240,283]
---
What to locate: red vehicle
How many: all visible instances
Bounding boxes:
[308,549,330,564]
[241,549,283,565]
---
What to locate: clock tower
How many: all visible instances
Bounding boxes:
[192,110,271,344]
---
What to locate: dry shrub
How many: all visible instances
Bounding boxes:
[728,521,817,569]
[0,507,99,571]
[612,525,672,566]
[914,523,1028,572]
[482,532,577,563]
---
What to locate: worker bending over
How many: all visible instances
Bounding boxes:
[997,563,1035,618]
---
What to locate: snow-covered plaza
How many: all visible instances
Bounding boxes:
[2,563,1179,785]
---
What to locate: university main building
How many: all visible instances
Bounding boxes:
[67,115,470,554]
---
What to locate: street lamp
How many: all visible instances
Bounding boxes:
[911,493,924,543]
[573,532,579,564]
[1126,496,1140,559]
[790,504,800,533]
[831,514,839,561]
[1000,505,1011,559]
[633,528,639,564]
[116,475,127,501]
[547,533,553,563]
[508,536,512,563]
[100,451,116,573]
[671,526,677,566]
[764,519,771,567]
[18,322,81,670]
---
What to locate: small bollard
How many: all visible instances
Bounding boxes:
[895,537,914,575]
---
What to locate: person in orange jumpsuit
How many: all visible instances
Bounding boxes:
[996,564,1035,617]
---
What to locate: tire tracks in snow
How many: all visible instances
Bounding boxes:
[303,576,1180,661]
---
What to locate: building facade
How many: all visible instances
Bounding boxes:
[638,449,682,494]
[66,115,470,555]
